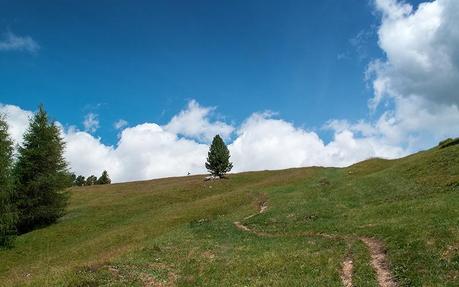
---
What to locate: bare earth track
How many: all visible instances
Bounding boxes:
[360,237,398,287]
[234,202,398,287]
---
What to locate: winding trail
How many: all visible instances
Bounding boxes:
[360,237,398,287]
[233,202,398,287]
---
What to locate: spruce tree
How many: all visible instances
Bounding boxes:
[0,116,16,247]
[205,135,233,178]
[97,170,111,185]
[13,105,69,233]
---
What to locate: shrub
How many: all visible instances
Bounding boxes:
[438,138,459,149]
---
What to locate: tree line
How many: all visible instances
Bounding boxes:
[0,105,110,248]
[71,170,111,186]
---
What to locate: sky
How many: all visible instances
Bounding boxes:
[1,0,458,182]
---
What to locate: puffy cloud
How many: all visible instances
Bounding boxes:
[113,124,207,182]
[370,0,459,108]
[64,129,118,178]
[164,100,234,142]
[229,113,327,171]
[0,31,40,53]
[1,102,404,183]
[358,0,459,150]
[230,113,404,173]
[0,104,32,145]
[83,113,100,133]
[64,124,208,182]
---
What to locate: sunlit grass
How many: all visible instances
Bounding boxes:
[1,145,458,286]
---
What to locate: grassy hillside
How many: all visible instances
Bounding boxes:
[0,144,458,286]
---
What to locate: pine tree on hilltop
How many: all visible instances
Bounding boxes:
[97,170,111,185]
[13,105,69,234]
[0,116,17,247]
[205,135,233,178]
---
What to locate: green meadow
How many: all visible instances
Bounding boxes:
[1,143,458,286]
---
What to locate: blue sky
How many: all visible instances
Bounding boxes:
[1,0,393,144]
[1,0,458,182]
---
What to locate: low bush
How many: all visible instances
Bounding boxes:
[438,138,459,149]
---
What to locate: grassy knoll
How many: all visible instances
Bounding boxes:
[0,144,458,286]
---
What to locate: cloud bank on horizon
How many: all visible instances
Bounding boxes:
[1,0,458,182]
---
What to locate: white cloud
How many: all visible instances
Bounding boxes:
[358,0,459,150]
[113,124,208,182]
[83,113,100,133]
[114,119,128,130]
[2,103,404,183]
[164,100,234,142]
[64,122,208,182]
[0,104,32,146]
[229,113,404,173]
[370,0,459,108]
[0,31,40,53]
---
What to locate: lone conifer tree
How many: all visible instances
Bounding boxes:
[0,116,17,247]
[13,105,69,233]
[97,170,111,185]
[205,135,233,178]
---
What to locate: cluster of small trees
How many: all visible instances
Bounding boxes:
[73,170,111,186]
[0,105,73,247]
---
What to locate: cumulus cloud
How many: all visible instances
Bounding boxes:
[357,0,459,150]
[369,0,459,108]
[83,113,100,133]
[0,31,40,53]
[230,112,404,172]
[64,122,209,182]
[1,102,406,183]
[164,100,234,142]
[0,104,32,145]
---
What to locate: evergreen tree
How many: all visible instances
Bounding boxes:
[75,175,86,186]
[68,172,76,185]
[97,170,111,185]
[86,175,97,186]
[205,135,233,178]
[13,105,69,234]
[0,116,16,247]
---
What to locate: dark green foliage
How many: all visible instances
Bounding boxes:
[0,116,16,247]
[13,105,69,234]
[86,175,97,186]
[205,135,233,178]
[97,170,111,185]
[69,172,77,185]
[75,175,86,186]
[438,137,459,149]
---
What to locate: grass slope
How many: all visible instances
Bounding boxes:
[0,144,458,286]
